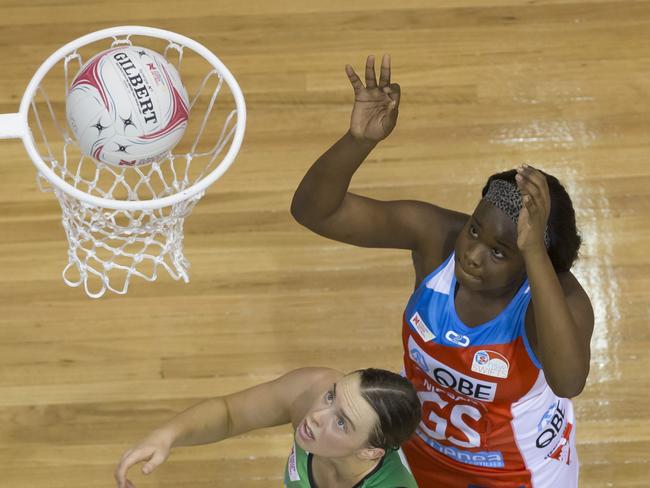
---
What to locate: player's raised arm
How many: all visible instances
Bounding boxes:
[114,368,338,488]
[291,54,466,253]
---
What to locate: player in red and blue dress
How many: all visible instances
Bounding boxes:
[401,251,579,486]
[292,54,594,487]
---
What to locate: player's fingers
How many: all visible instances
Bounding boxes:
[517,164,548,198]
[142,450,166,475]
[383,83,401,107]
[516,168,541,198]
[523,194,535,211]
[115,448,153,487]
[114,451,132,487]
[526,165,551,201]
[115,460,135,487]
[378,54,391,88]
[345,64,364,93]
[365,55,377,89]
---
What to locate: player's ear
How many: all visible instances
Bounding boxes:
[357,446,385,461]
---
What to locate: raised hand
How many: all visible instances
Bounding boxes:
[346,54,401,142]
[515,164,551,255]
[114,430,173,488]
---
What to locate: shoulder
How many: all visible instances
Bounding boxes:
[278,366,343,385]
[525,270,594,351]
[222,367,343,436]
[410,205,467,280]
[409,201,467,251]
[558,271,594,326]
[367,450,419,488]
[277,368,343,427]
[557,271,591,302]
[527,270,593,319]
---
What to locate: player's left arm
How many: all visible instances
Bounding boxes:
[114,368,340,488]
[516,164,594,398]
[525,270,594,398]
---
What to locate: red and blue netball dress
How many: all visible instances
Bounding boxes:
[401,253,578,488]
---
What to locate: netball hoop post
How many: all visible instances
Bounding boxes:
[0,26,246,298]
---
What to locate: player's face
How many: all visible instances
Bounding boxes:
[454,200,526,293]
[296,373,381,458]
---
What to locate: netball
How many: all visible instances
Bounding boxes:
[66,45,189,167]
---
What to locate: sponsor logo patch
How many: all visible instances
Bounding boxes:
[287,442,300,481]
[536,400,574,465]
[408,337,497,402]
[445,330,470,347]
[410,312,435,342]
[471,350,510,378]
[415,429,504,468]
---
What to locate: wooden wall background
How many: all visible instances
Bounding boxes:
[0,1,648,486]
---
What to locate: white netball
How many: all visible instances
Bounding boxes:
[66,46,190,167]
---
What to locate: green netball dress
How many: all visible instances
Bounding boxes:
[284,440,419,487]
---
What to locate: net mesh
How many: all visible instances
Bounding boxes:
[27,32,242,297]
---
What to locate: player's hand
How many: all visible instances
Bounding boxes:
[515,164,551,255]
[114,430,173,488]
[346,54,401,143]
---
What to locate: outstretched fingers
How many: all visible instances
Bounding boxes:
[345,64,364,93]
[365,55,378,89]
[378,54,391,88]
[347,54,394,96]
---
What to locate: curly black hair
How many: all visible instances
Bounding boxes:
[481,169,581,272]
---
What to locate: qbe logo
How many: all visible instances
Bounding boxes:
[536,400,574,464]
[408,337,496,402]
[536,401,565,448]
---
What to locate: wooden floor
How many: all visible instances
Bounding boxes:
[1,0,649,486]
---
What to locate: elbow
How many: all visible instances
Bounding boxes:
[290,194,306,225]
[550,382,585,399]
[547,371,589,399]
[222,397,235,438]
[290,193,322,229]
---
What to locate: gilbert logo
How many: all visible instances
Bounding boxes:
[409,312,435,342]
[471,350,510,378]
[445,330,470,347]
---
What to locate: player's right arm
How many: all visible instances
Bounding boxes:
[291,55,466,257]
[113,367,339,488]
